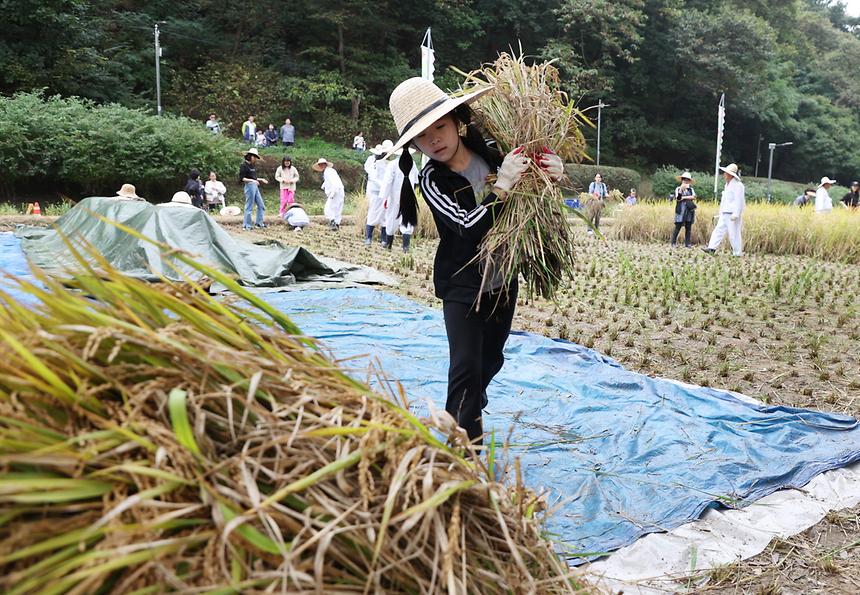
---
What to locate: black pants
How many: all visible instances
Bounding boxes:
[671,221,693,246]
[442,286,517,444]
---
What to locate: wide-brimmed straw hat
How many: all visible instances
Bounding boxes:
[116,183,141,199]
[676,171,695,183]
[719,163,741,180]
[244,148,262,160]
[170,191,192,205]
[818,176,837,187]
[220,205,241,216]
[387,77,492,156]
[312,158,333,172]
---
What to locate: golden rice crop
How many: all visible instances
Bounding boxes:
[461,52,591,305]
[0,227,587,593]
[613,201,860,263]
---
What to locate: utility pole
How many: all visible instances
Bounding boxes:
[754,134,763,178]
[596,100,610,166]
[154,22,165,115]
[766,141,793,201]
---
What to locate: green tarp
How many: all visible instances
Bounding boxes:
[14,197,393,288]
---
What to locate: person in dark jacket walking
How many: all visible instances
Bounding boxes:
[385,77,564,445]
[841,181,859,209]
[670,171,697,248]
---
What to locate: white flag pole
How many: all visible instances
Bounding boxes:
[420,28,434,168]
[714,93,725,196]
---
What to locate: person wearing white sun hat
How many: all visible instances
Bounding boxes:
[670,171,697,248]
[313,158,344,230]
[703,163,745,256]
[815,176,836,213]
[386,76,564,445]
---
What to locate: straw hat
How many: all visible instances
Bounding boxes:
[170,191,192,205]
[244,148,263,160]
[719,163,741,180]
[676,171,695,183]
[387,77,492,156]
[220,205,241,216]
[818,176,837,187]
[312,158,333,172]
[116,183,141,199]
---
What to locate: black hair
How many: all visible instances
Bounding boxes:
[189,169,200,180]
[282,156,292,167]
[398,104,501,227]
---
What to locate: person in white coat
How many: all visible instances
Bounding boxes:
[379,149,419,252]
[313,158,344,230]
[815,176,836,213]
[363,141,393,245]
[703,163,745,257]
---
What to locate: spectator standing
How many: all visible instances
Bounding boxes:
[204,171,227,210]
[841,181,859,209]
[184,169,206,209]
[242,115,256,144]
[280,118,296,147]
[353,131,366,152]
[275,156,300,216]
[625,188,637,205]
[313,158,344,231]
[379,149,419,252]
[205,113,221,134]
[702,163,745,256]
[239,148,269,230]
[586,173,607,233]
[670,171,697,248]
[794,188,815,207]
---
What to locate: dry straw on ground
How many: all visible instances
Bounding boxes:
[613,201,860,262]
[0,229,587,593]
[461,52,591,304]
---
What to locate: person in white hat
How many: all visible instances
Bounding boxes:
[363,141,391,245]
[167,191,195,207]
[114,183,144,201]
[239,148,269,230]
[703,163,745,256]
[312,158,344,230]
[386,76,564,444]
[815,176,836,213]
[283,202,310,232]
[671,171,697,248]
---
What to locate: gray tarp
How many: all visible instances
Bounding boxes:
[14,197,394,288]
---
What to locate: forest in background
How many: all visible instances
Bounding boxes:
[2,0,859,183]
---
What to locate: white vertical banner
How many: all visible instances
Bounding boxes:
[421,28,434,82]
[714,93,725,196]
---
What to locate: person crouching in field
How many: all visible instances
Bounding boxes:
[275,156,299,216]
[671,171,697,248]
[313,158,344,231]
[385,77,563,444]
[703,163,745,256]
[283,203,310,232]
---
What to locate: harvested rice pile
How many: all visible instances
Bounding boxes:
[0,239,588,593]
[462,53,591,303]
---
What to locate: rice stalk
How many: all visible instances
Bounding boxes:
[0,232,591,593]
[460,52,592,305]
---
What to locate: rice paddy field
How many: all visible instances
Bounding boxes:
[236,213,860,594]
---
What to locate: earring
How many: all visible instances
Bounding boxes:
[458,122,467,136]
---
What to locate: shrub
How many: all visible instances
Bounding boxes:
[0,92,239,200]
[564,164,641,195]
[613,201,860,263]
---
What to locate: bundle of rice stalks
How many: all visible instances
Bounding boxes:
[0,232,587,593]
[461,52,592,304]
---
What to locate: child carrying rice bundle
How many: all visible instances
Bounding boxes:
[462,52,590,302]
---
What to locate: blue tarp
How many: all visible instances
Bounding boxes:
[3,232,860,560]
